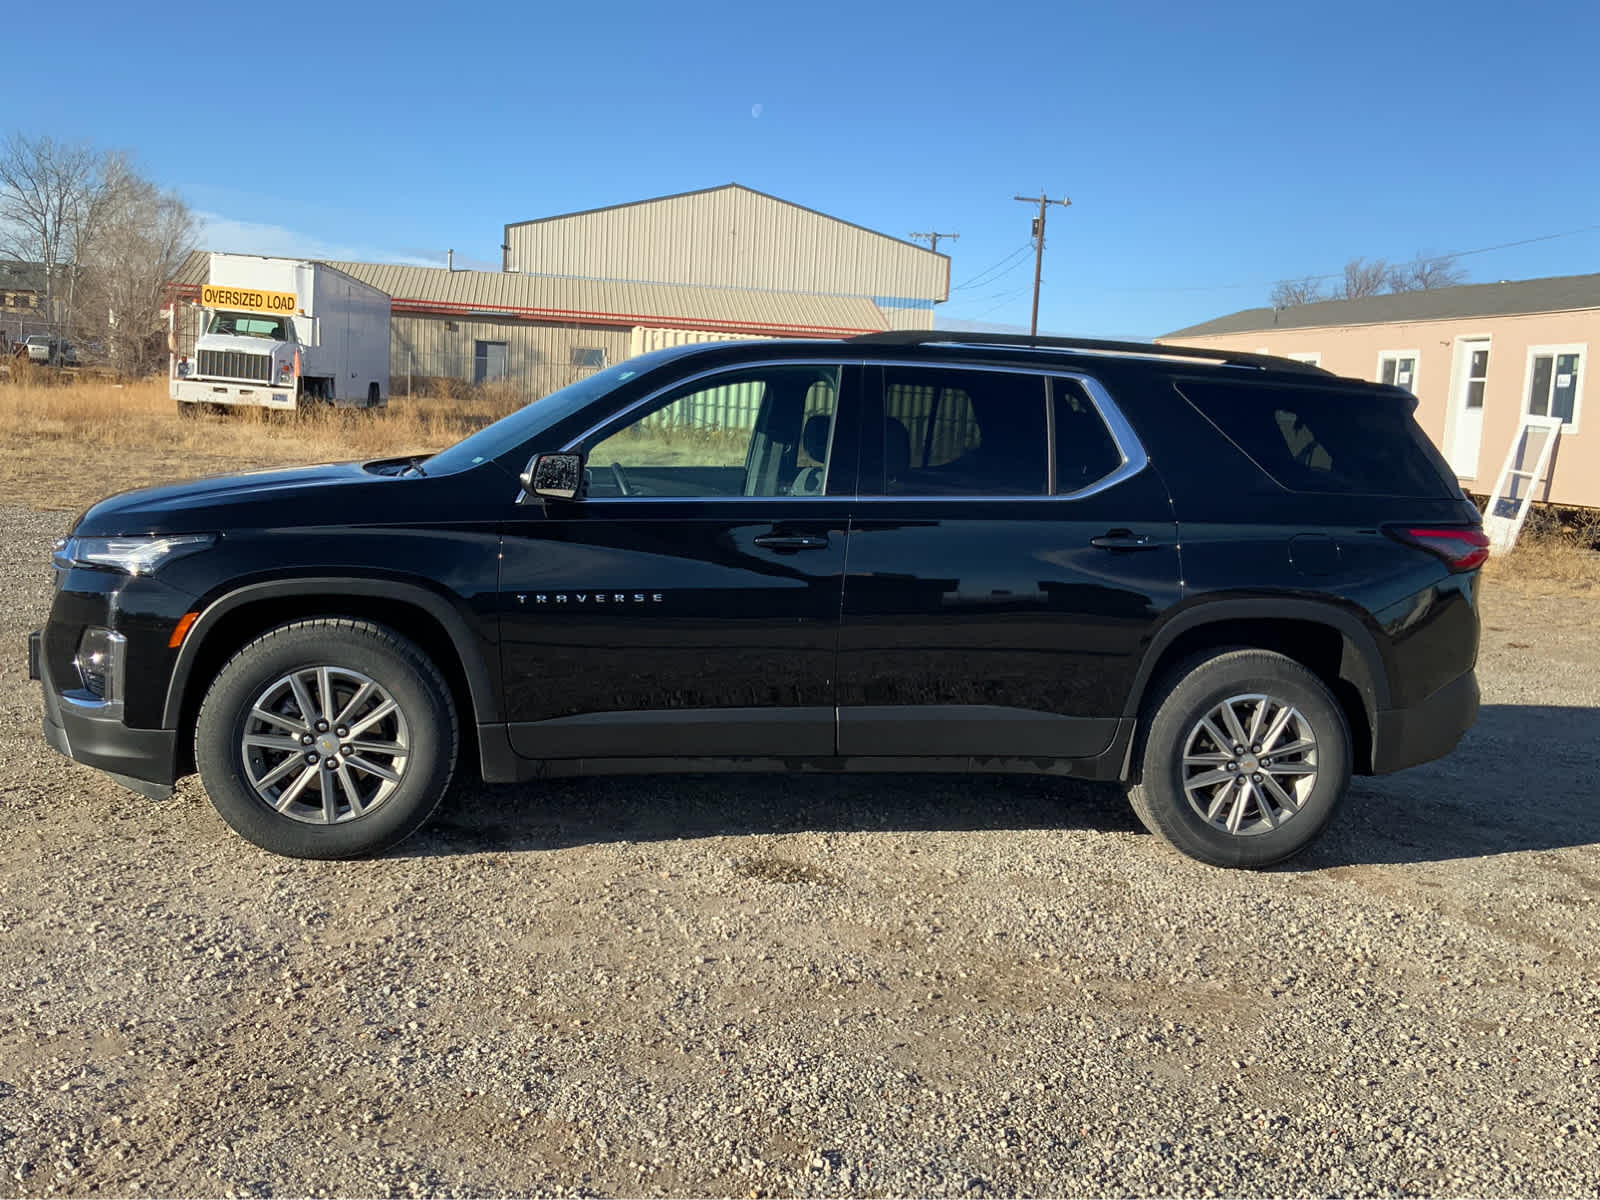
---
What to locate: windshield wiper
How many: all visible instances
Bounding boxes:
[401,456,427,478]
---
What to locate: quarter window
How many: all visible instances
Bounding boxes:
[881,367,1048,496]
[584,364,840,498]
[1526,345,1584,432]
[1052,378,1123,493]
[1176,379,1458,498]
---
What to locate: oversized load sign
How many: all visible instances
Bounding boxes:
[200,285,299,314]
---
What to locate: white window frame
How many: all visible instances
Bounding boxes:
[1376,349,1421,395]
[1523,343,1586,436]
[1285,351,1321,366]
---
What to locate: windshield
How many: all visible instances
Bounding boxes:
[207,311,289,340]
[422,350,687,475]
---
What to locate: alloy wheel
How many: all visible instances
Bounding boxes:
[240,666,411,824]
[1181,693,1319,836]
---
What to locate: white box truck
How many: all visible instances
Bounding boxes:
[172,253,390,412]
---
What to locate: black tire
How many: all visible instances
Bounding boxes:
[1126,648,1351,869]
[194,619,457,859]
[176,400,199,418]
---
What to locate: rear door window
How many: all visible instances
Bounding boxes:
[881,367,1048,496]
[1175,378,1459,498]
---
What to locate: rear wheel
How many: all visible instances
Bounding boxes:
[195,619,457,858]
[1127,648,1351,868]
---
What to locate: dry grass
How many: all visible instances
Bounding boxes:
[0,371,531,511]
[1484,504,1600,595]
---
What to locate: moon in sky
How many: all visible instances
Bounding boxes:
[751,103,763,118]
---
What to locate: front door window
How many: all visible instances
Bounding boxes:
[585,364,840,498]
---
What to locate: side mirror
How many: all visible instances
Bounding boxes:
[520,451,584,502]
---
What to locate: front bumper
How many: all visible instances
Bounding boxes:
[30,629,177,800]
[1370,668,1479,775]
[173,377,296,410]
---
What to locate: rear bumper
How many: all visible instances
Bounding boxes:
[1370,668,1479,775]
[31,629,177,800]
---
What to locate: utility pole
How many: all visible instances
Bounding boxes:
[1013,190,1071,336]
[908,231,959,255]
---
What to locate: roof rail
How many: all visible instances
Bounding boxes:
[846,330,1329,373]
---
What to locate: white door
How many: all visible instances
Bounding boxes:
[1446,339,1489,478]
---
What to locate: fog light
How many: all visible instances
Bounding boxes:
[74,627,123,699]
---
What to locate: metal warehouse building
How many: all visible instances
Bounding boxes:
[170,184,948,395]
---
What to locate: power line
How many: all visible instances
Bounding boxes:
[973,279,1034,303]
[969,284,1034,320]
[952,242,1032,291]
[962,253,1033,295]
[951,241,1033,291]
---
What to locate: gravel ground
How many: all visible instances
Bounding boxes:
[1,502,1597,1198]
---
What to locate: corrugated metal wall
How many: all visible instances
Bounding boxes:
[390,316,630,395]
[628,326,763,357]
[506,186,948,307]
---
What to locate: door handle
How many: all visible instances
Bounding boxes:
[754,534,830,552]
[1091,529,1159,551]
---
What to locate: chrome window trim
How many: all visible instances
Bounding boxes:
[555,356,1150,504]
[563,359,846,453]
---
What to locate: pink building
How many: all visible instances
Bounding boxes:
[1160,273,1598,508]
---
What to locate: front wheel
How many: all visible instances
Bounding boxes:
[1127,648,1351,868]
[194,619,458,858]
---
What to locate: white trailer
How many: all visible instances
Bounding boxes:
[172,253,390,412]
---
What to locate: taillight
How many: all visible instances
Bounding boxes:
[1386,526,1490,572]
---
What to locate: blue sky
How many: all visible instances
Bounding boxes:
[15,0,1600,337]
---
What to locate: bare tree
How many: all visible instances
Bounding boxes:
[0,134,100,323]
[1388,252,1467,293]
[1270,275,1326,309]
[1338,257,1390,300]
[74,161,195,375]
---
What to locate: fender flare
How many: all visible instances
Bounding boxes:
[1123,596,1391,719]
[161,576,499,728]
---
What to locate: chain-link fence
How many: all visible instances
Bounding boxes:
[391,345,606,400]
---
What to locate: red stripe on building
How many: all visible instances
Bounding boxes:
[166,284,881,338]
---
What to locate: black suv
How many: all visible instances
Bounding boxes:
[30,333,1485,866]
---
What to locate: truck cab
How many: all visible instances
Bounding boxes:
[177,309,302,403]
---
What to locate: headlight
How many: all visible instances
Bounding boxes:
[52,533,217,575]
